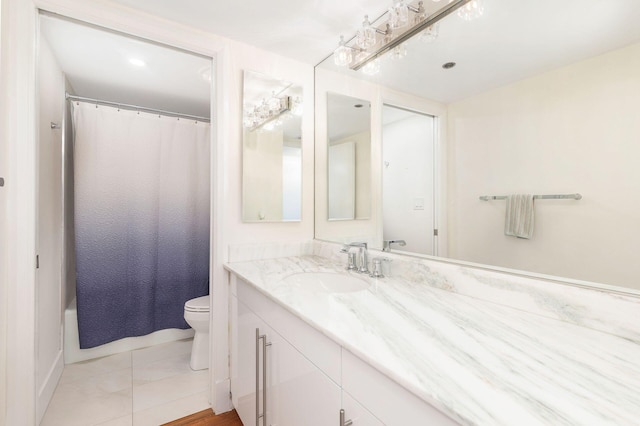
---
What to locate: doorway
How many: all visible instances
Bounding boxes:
[36,13,213,423]
[382,104,437,256]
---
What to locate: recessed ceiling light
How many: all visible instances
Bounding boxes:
[442,62,456,69]
[129,58,146,67]
[354,104,363,108]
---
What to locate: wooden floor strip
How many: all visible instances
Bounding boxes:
[162,409,243,426]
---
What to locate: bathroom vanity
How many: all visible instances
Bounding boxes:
[225,246,640,425]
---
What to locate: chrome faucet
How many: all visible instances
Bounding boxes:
[340,242,369,274]
[382,239,406,252]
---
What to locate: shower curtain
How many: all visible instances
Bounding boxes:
[73,102,210,349]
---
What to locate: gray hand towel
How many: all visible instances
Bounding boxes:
[504,194,535,239]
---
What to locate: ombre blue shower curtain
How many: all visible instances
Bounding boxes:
[73,102,210,348]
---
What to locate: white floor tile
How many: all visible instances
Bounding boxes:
[60,352,132,385]
[133,352,193,386]
[132,339,193,368]
[43,339,209,426]
[41,387,132,426]
[95,414,133,426]
[133,368,209,412]
[132,391,210,426]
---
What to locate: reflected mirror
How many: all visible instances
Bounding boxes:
[327,93,371,220]
[382,105,435,256]
[315,0,640,291]
[243,71,303,222]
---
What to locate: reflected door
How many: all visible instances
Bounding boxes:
[382,105,436,255]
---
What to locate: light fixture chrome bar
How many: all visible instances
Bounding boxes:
[479,193,583,201]
[350,0,473,71]
[65,93,210,123]
[248,96,291,132]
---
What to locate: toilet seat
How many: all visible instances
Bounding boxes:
[184,295,210,313]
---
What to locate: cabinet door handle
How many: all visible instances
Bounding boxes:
[256,328,271,426]
[340,409,353,426]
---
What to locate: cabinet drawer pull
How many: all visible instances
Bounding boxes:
[256,328,271,425]
[340,408,353,426]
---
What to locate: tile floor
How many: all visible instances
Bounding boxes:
[41,338,211,426]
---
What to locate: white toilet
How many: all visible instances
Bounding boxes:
[184,295,210,370]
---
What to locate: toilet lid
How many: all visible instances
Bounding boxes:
[185,295,210,312]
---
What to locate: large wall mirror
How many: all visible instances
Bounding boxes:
[315,0,640,292]
[243,70,303,222]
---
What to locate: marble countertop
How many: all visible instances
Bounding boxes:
[225,255,640,425]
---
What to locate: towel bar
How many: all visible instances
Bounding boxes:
[479,193,582,201]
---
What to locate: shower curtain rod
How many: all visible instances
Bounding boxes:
[65,93,210,123]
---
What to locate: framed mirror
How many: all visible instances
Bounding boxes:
[242,70,303,222]
[327,93,371,221]
[314,0,640,292]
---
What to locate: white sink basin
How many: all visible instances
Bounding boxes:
[280,272,370,293]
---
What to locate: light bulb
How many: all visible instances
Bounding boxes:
[452,0,484,21]
[413,1,426,24]
[292,97,303,117]
[268,92,281,112]
[334,35,353,67]
[391,43,407,60]
[388,0,408,29]
[356,15,377,49]
[361,58,381,76]
[419,22,440,43]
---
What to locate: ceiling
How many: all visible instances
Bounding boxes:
[327,93,370,141]
[108,0,640,103]
[40,14,212,117]
[41,0,640,114]
[319,0,640,102]
[108,0,391,65]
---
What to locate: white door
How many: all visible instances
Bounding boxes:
[382,105,437,255]
[35,37,65,422]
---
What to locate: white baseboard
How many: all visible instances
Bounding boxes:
[213,378,232,414]
[36,349,64,424]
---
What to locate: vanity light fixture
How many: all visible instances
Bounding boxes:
[244,95,303,132]
[455,0,484,21]
[332,0,480,73]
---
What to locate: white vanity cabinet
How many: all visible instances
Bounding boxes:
[230,274,459,426]
[342,350,459,426]
[231,288,342,425]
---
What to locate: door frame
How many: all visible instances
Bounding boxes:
[380,90,448,258]
[4,0,230,421]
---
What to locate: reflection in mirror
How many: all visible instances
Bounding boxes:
[327,93,371,221]
[242,71,303,222]
[382,105,436,256]
[315,0,640,291]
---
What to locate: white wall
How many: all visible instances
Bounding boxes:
[447,41,640,290]
[63,77,75,309]
[35,35,65,422]
[0,0,7,421]
[1,0,38,423]
[382,113,435,255]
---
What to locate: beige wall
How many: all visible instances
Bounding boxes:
[447,41,640,290]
